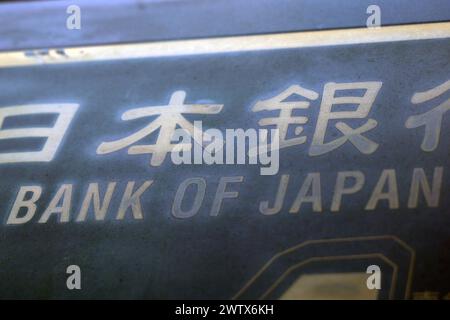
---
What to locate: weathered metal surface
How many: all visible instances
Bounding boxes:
[0,1,449,300]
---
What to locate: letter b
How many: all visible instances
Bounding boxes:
[7,186,42,225]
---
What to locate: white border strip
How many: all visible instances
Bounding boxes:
[1,22,449,68]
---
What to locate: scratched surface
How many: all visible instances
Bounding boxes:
[0,36,449,299]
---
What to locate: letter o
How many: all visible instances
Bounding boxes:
[172,178,206,218]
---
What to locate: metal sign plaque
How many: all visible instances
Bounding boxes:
[0,9,449,299]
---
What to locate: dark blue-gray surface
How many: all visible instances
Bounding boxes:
[0,37,449,298]
[0,0,449,300]
[1,0,450,50]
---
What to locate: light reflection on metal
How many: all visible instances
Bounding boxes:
[0,22,449,68]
